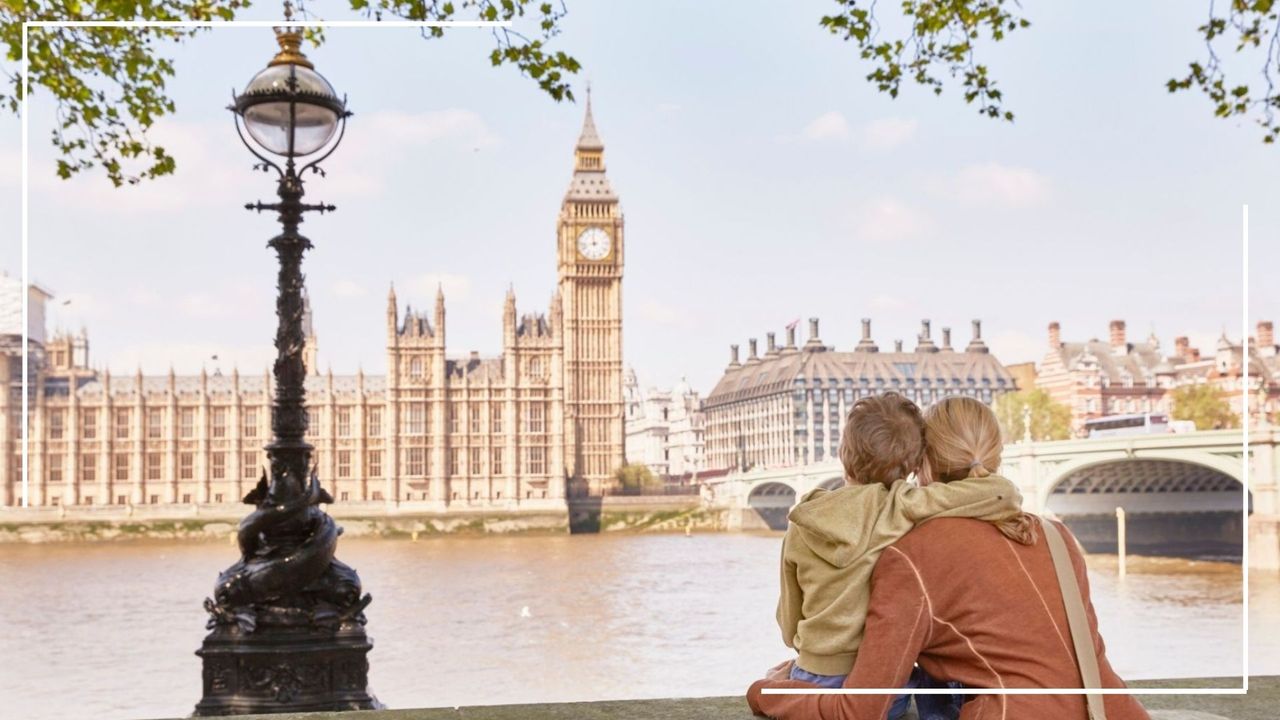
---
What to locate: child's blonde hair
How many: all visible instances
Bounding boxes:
[922,396,1003,483]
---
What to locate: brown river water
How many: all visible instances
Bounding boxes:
[0,533,1273,720]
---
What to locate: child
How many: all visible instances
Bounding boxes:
[775,392,1027,718]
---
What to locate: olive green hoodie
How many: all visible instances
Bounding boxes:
[777,475,1025,676]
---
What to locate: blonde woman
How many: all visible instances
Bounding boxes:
[749,396,1149,720]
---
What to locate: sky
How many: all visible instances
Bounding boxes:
[1,0,1276,394]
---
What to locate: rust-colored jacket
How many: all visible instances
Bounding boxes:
[747,518,1150,720]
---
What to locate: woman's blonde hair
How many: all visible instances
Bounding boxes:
[923,396,1003,483]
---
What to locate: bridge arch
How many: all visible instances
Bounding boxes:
[747,482,797,531]
[1043,457,1247,559]
[749,481,799,501]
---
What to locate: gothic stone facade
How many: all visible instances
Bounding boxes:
[703,318,1016,472]
[2,101,626,508]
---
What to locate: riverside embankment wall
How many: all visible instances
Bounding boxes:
[0,496,732,543]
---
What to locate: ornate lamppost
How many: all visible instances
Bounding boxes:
[194,19,379,715]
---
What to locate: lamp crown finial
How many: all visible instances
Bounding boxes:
[271,2,312,69]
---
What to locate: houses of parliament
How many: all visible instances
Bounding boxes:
[0,101,626,509]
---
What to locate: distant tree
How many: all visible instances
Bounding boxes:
[819,0,1280,143]
[994,388,1072,442]
[2,0,580,186]
[1170,384,1240,430]
[614,463,661,494]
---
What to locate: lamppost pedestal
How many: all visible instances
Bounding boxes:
[195,624,375,715]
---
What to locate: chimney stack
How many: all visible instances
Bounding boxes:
[1109,320,1127,350]
[1174,336,1189,360]
[766,331,778,355]
[1048,321,1061,349]
[748,338,759,362]
[966,319,989,353]
[804,318,825,350]
[941,327,952,350]
[894,339,903,352]
[855,318,879,352]
[915,319,939,353]
[785,325,797,350]
[1259,321,1275,356]
[729,344,740,367]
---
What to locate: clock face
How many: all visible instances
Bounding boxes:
[576,226,612,261]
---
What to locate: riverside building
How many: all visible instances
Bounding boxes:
[623,369,706,479]
[3,100,627,509]
[1037,320,1280,433]
[703,318,1016,471]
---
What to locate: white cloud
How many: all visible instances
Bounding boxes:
[785,113,917,150]
[320,109,500,197]
[28,118,244,215]
[861,117,918,151]
[333,279,367,298]
[853,196,931,243]
[411,272,472,301]
[801,111,851,143]
[361,109,500,151]
[950,162,1050,208]
[28,109,501,213]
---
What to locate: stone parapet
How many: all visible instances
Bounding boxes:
[146,677,1278,720]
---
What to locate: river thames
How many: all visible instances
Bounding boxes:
[0,533,1272,720]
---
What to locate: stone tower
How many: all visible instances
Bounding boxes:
[301,288,319,375]
[557,91,625,494]
[385,283,448,504]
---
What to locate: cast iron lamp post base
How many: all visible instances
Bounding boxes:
[195,624,378,716]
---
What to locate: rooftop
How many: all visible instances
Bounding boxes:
[706,318,1012,408]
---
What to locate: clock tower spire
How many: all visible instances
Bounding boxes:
[558,91,624,495]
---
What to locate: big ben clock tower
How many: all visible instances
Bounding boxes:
[558,91,625,494]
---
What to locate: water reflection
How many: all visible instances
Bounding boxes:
[0,534,1271,720]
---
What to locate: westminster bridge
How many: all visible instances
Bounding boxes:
[702,428,1280,570]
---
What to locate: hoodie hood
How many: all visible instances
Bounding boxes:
[787,483,895,568]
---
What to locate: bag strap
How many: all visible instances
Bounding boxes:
[1042,517,1108,720]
